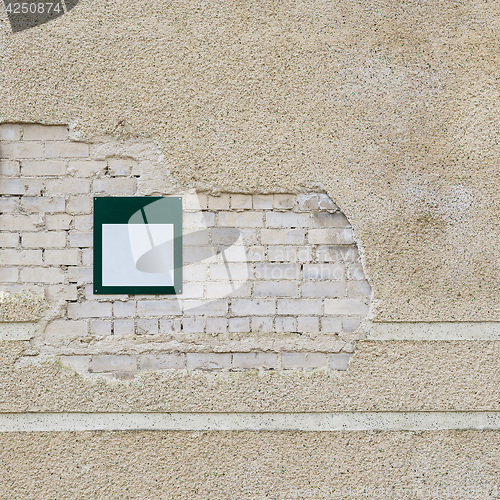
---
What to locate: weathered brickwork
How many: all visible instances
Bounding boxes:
[1,123,371,375]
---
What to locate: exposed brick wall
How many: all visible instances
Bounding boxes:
[1,123,371,376]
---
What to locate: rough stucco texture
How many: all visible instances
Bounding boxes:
[0,0,499,321]
[0,430,498,498]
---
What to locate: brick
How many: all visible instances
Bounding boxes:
[183,264,208,281]
[67,160,106,177]
[20,267,64,283]
[211,227,242,246]
[324,298,369,316]
[0,160,20,176]
[273,194,296,210]
[67,302,112,318]
[277,299,322,315]
[136,318,158,334]
[208,194,230,210]
[67,196,92,214]
[252,194,273,210]
[92,355,137,372]
[261,229,305,245]
[251,316,273,332]
[303,264,345,281]
[228,317,250,333]
[255,263,300,280]
[266,212,310,228]
[46,178,90,195]
[22,232,66,248]
[316,245,359,262]
[81,248,93,265]
[90,319,112,336]
[140,353,184,370]
[45,320,87,337]
[93,178,137,195]
[231,299,275,316]
[45,142,89,158]
[1,215,38,231]
[183,193,208,211]
[69,232,93,247]
[308,228,354,245]
[21,160,66,176]
[183,229,210,246]
[44,249,79,265]
[296,193,322,211]
[74,215,93,231]
[114,319,135,335]
[0,249,42,265]
[184,212,215,229]
[24,179,43,196]
[0,268,18,282]
[107,158,133,176]
[0,124,21,141]
[137,300,181,316]
[230,194,252,210]
[348,261,366,280]
[317,194,338,211]
[180,282,204,299]
[113,301,136,317]
[0,142,44,159]
[45,284,78,301]
[183,299,228,315]
[159,318,182,333]
[246,246,266,261]
[59,355,90,373]
[21,197,66,213]
[233,352,277,369]
[297,316,320,332]
[0,197,19,212]
[342,318,361,333]
[329,353,352,371]
[267,246,312,263]
[206,317,227,333]
[46,214,72,230]
[186,353,231,370]
[182,317,204,333]
[347,280,372,297]
[301,281,346,298]
[206,281,251,299]
[218,212,263,228]
[68,267,93,283]
[275,316,297,333]
[312,212,350,228]
[254,281,299,297]
[0,179,24,195]
[22,124,68,141]
[282,352,328,370]
[1,233,19,247]
[209,263,251,281]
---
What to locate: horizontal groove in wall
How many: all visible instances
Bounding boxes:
[0,412,499,432]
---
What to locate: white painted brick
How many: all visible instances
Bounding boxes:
[308,228,354,245]
[46,214,72,230]
[206,317,227,333]
[254,281,299,297]
[231,299,275,316]
[207,194,230,210]
[183,193,208,211]
[0,179,24,195]
[184,212,215,229]
[68,160,107,177]
[183,230,210,246]
[230,194,252,210]
[179,282,204,299]
[113,301,136,317]
[67,302,112,319]
[81,248,93,266]
[159,318,181,333]
[93,178,137,195]
[312,212,350,228]
[228,317,250,333]
[329,353,352,371]
[90,319,112,336]
[282,352,328,370]
[21,160,66,176]
[273,194,296,210]
[0,197,19,212]
[92,355,137,372]
[252,195,273,210]
[1,233,19,247]
[136,318,159,334]
[277,299,322,315]
[322,317,344,335]
[246,246,266,261]
[114,319,135,335]
[206,281,251,299]
[22,232,66,248]
[44,249,79,265]
[348,261,366,280]
[324,299,369,316]
[182,264,208,281]
[209,263,251,281]
[0,268,18,282]
[301,281,346,298]
[303,264,345,281]
[69,232,93,247]
[0,124,21,141]
[183,246,213,264]
[316,245,359,262]
[251,316,274,333]
[347,280,372,297]
[266,212,310,228]
[296,193,322,211]
[107,157,134,177]
[45,284,78,302]
[22,124,68,141]
[233,352,277,369]
[67,196,92,214]
[0,142,44,159]
[218,212,263,228]
[267,246,312,263]
[24,179,43,196]
[45,142,89,158]
[318,194,338,211]
[261,229,305,245]
[46,178,90,195]
[140,353,184,370]
[186,353,231,370]
[74,215,93,231]
[182,317,204,333]
[255,263,300,280]
[20,267,64,283]
[275,316,297,333]
[183,299,228,315]
[45,319,88,337]
[297,316,320,332]
[137,300,181,316]
[0,160,20,176]
[342,318,361,333]
[68,266,93,283]
[0,249,42,265]
[1,215,37,231]
[211,227,242,245]
[59,355,89,373]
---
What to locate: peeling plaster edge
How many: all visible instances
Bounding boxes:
[0,412,499,432]
[0,322,36,340]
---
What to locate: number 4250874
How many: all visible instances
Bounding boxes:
[5,2,63,14]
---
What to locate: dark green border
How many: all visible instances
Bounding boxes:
[93,197,182,295]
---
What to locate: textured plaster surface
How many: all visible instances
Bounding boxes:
[2,340,499,412]
[1,0,499,320]
[0,292,47,322]
[0,431,498,498]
